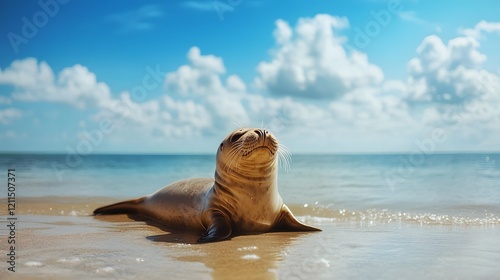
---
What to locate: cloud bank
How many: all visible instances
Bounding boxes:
[1,14,500,152]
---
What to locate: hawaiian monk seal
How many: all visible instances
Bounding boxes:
[93,128,321,243]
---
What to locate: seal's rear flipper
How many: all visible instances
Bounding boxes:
[274,204,322,232]
[93,197,146,215]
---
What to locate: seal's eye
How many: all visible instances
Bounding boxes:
[219,143,223,151]
[230,132,245,143]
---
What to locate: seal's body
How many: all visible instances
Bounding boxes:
[94,128,320,243]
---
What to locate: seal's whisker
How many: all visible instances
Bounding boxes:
[278,144,292,172]
[280,154,291,172]
[277,151,285,171]
[263,121,271,131]
[226,141,243,172]
[282,148,292,166]
[231,121,244,129]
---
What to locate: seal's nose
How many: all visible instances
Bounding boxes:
[254,129,268,142]
[254,129,263,138]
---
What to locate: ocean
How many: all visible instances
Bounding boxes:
[1,153,499,225]
[1,153,499,279]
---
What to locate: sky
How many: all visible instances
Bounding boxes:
[1,0,500,154]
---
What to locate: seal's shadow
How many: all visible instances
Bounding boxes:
[142,217,316,246]
[143,221,201,244]
[93,213,202,243]
[129,214,204,244]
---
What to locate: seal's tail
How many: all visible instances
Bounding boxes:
[93,197,146,216]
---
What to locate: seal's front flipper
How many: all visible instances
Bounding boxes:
[274,204,322,232]
[197,211,232,243]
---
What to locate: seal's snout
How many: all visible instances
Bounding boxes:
[254,129,267,139]
[244,129,277,157]
[220,128,278,159]
[254,129,272,145]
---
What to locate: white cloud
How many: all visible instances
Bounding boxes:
[251,14,418,147]
[419,75,500,127]
[94,91,214,139]
[162,96,212,130]
[0,58,54,89]
[399,24,500,151]
[226,75,246,93]
[330,87,415,133]
[165,47,226,96]
[57,64,114,109]
[255,14,383,99]
[405,35,492,104]
[99,92,160,125]
[274,19,293,44]
[0,108,22,124]
[0,58,113,109]
[460,20,500,39]
[162,46,252,133]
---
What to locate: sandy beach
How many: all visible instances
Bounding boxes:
[1,197,499,280]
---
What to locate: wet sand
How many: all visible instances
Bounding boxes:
[1,197,499,279]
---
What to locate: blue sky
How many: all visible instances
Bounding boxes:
[1,0,500,154]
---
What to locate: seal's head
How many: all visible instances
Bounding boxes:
[217,128,279,173]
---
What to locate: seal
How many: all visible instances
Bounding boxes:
[93,128,321,243]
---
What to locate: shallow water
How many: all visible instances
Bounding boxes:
[0,209,499,280]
